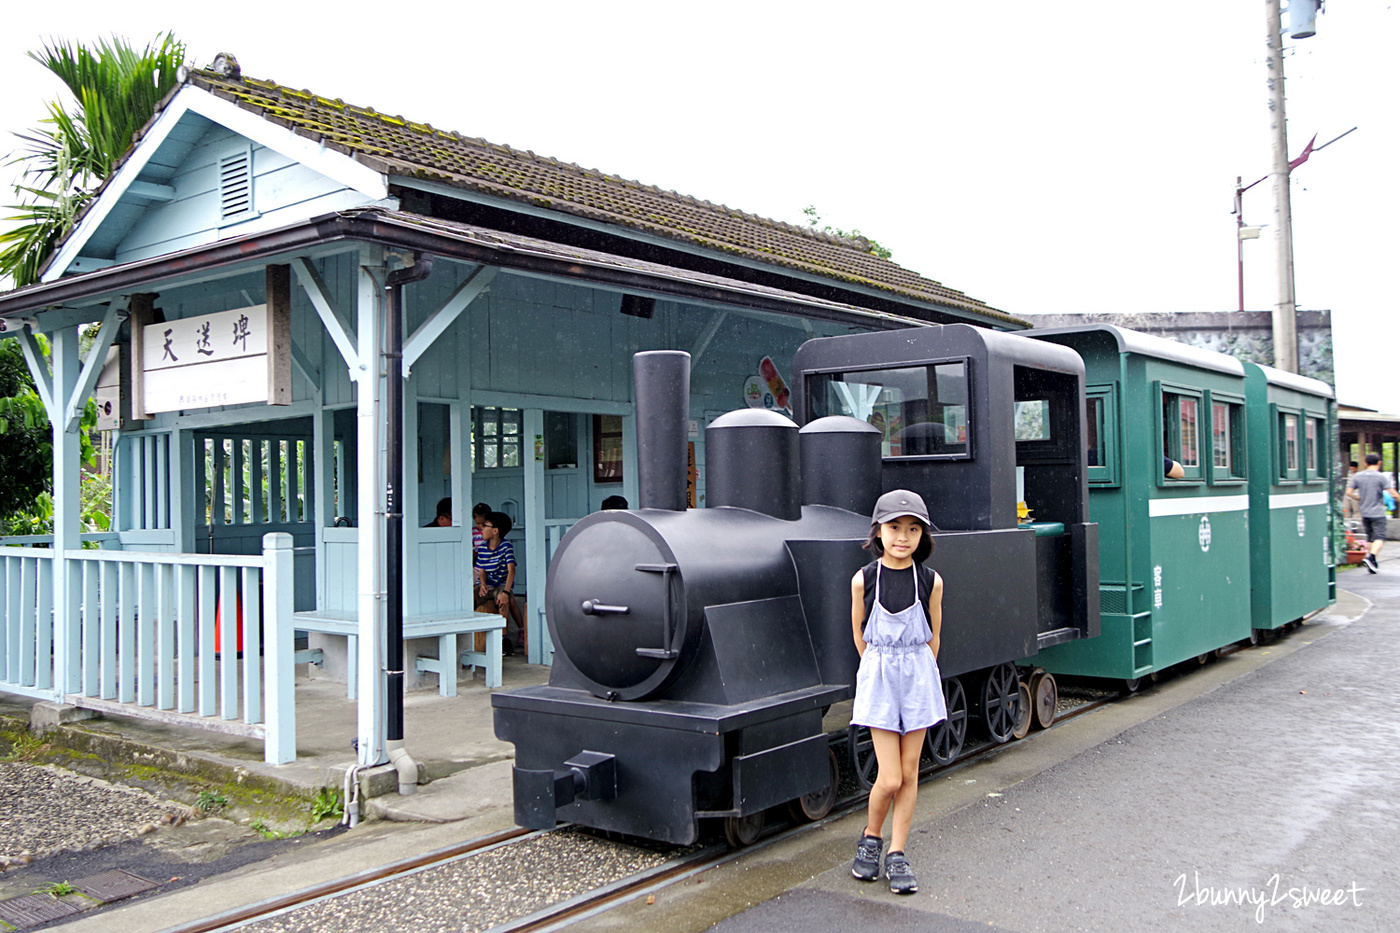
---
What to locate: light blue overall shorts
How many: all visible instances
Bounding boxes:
[851,563,947,735]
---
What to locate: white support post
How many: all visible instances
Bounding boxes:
[50,325,82,696]
[449,400,470,610]
[403,377,420,616]
[314,406,335,609]
[263,532,296,764]
[523,408,546,663]
[355,247,386,766]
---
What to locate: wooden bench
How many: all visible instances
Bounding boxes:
[293,610,505,697]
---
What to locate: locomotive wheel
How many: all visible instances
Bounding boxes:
[1011,682,1033,739]
[722,811,765,848]
[980,663,1020,744]
[1121,677,1142,694]
[1029,670,1058,729]
[1196,653,1211,666]
[788,748,840,823]
[927,678,968,766]
[849,725,878,790]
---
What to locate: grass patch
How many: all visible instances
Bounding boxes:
[310,787,343,822]
[196,789,229,813]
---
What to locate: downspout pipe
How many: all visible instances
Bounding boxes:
[384,251,434,795]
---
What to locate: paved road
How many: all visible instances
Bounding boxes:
[579,566,1395,933]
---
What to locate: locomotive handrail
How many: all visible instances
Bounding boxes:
[581,600,629,615]
[634,562,680,660]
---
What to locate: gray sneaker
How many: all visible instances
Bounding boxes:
[885,850,918,894]
[852,834,882,881]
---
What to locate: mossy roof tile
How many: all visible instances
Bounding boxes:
[179,69,1014,323]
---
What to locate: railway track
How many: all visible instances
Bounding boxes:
[158,687,1120,933]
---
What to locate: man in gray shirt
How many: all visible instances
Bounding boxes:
[1346,453,1395,573]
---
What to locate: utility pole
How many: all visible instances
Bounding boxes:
[1264,0,1298,373]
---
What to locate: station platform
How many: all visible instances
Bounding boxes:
[0,652,552,827]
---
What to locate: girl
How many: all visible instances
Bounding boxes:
[850,489,945,895]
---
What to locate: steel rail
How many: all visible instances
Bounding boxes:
[165,689,1118,932]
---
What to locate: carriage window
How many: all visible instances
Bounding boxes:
[1310,417,1327,479]
[1162,390,1202,480]
[1280,412,1300,480]
[1210,400,1246,481]
[1085,387,1118,486]
[1305,417,1319,479]
[810,362,969,458]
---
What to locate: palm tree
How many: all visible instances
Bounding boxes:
[0,33,186,286]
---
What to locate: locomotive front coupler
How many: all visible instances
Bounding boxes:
[513,750,618,829]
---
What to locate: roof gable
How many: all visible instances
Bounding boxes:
[42,85,389,282]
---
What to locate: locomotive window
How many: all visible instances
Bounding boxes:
[809,362,969,458]
[1015,400,1051,441]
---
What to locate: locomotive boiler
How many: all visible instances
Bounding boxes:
[493,351,877,845]
[493,325,1101,845]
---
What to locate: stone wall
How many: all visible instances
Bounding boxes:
[1021,310,1334,387]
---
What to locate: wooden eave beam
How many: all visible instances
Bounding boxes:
[64,298,129,432]
[292,257,359,371]
[403,265,497,373]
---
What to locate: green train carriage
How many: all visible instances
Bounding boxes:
[1242,362,1336,635]
[1024,325,1254,685]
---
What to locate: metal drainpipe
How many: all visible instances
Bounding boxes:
[384,252,434,795]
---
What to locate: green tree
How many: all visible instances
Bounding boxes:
[0,338,51,517]
[0,33,186,286]
[0,334,105,535]
[802,205,894,261]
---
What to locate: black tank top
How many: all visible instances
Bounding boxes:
[861,561,936,625]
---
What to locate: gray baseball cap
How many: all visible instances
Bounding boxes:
[872,489,930,525]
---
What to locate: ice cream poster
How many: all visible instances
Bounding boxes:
[743,356,791,414]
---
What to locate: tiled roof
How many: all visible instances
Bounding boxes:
[181,68,1018,325]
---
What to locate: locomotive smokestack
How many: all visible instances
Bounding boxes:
[633,350,691,511]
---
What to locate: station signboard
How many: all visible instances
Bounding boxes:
[138,304,289,414]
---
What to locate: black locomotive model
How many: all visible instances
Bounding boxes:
[492,324,1099,845]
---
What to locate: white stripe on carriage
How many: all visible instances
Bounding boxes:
[1148,495,1250,517]
[1269,491,1329,509]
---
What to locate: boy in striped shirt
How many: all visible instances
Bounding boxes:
[475,511,524,652]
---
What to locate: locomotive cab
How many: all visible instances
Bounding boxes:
[791,324,1101,675]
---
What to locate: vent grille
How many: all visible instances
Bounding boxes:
[218,148,253,221]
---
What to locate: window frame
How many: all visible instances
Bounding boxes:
[1158,382,1205,485]
[1272,404,1303,485]
[1303,413,1328,483]
[1086,384,1119,487]
[805,358,975,462]
[1204,390,1247,485]
[473,406,523,471]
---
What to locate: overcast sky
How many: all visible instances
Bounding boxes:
[2,2,1395,408]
